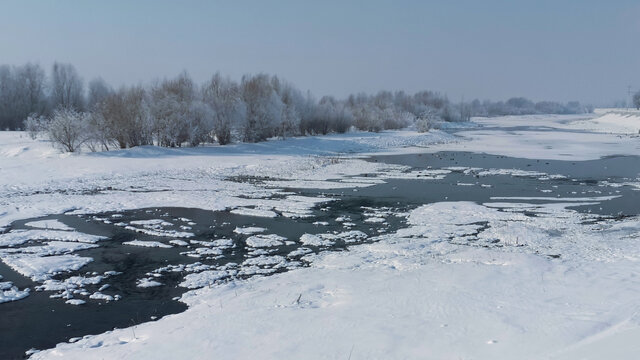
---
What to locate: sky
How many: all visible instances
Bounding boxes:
[1,0,639,105]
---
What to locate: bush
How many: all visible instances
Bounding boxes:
[24,114,46,140]
[415,110,442,132]
[46,108,90,152]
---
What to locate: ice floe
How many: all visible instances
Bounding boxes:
[233,226,266,235]
[245,234,287,247]
[2,254,93,282]
[24,219,74,231]
[0,230,106,247]
[122,240,173,248]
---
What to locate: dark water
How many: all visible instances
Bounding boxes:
[364,152,640,216]
[2,151,640,359]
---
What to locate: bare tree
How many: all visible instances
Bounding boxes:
[0,65,19,129]
[17,63,47,117]
[96,85,153,149]
[150,72,201,147]
[50,62,84,111]
[87,77,113,110]
[634,91,640,110]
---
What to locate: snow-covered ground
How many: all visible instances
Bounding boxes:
[0,130,455,231]
[570,108,640,135]
[422,112,640,160]
[2,112,640,359]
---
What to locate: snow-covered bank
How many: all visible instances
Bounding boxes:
[30,201,640,359]
[0,130,454,231]
[424,113,640,160]
[569,109,640,135]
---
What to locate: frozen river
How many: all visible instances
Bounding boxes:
[1,113,639,359]
[2,150,638,358]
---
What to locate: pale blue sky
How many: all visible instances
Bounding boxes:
[1,0,638,105]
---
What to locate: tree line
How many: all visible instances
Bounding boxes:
[1,62,592,152]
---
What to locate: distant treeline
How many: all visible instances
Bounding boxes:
[468,97,593,116]
[1,62,592,151]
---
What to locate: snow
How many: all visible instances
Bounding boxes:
[137,278,163,288]
[378,168,451,180]
[0,229,106,247]
[319,230,368,244]
[287,247,313,257]
[476,168,565,179]
[182,247,224,257]
[88,292,114,301]
[180,270,235,289]
[64,299,86,305]
[2,254,93,282]
[24,219,74,231]
[423,113,640,160]
[123,225,194,238]
[230,207,278,218]
[38,275,105,292]
[0,241,97,257]
[242,255,288,267]
[1,113,639,358]
[168,239,189,246]
[299,231,368,247]
[569,109,640,134]
[233,226,266,235]
[299,233,333,247]
[245,234,287,248]
[489,195,619,202]
[129,219,173,226]
[122,240,173,248]
[0,283,30,303]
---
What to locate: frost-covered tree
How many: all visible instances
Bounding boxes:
[351,104,383,132]
[202,73,245,145]
[272,79,307,138]
[415,108,443,132]
[308,96,353,135]
[46,107,90,152]
[50,62,84,111]
[24,114,47,139]
[118,86,153,148]
[151,72,212,147]
[634,91,640,110]
[240,74,283,142]
[185,100,215,147]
